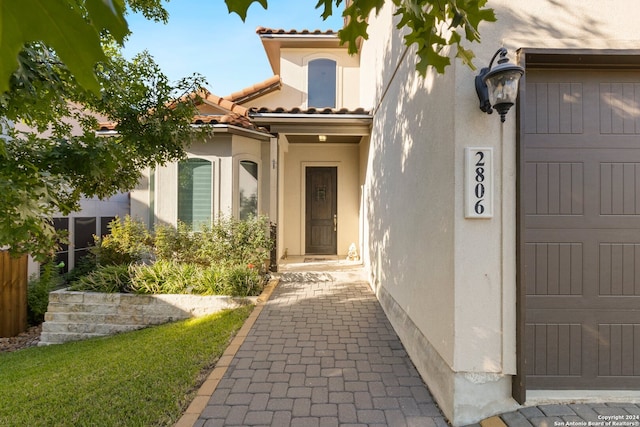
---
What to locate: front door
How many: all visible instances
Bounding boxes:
[305,167,337,254]
[520,68,640,392]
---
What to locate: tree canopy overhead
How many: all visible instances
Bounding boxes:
[0,1,205,260]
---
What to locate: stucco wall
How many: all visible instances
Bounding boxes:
[361,0,640,424]
[281,143,360,257]
[244,48,360,110]
[131,133,272,228]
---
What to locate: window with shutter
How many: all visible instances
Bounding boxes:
[178,158,212,229]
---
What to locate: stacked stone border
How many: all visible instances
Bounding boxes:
[40,288,260,345]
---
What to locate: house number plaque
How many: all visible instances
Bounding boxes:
[465,147,493,219]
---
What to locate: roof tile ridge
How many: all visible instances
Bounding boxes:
[200,89,249,117]
[223,75,281,102]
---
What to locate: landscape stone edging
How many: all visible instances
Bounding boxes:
[39,289,258,345]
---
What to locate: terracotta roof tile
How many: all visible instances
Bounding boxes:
[98,113,270,134]
[196,89,249,116]
[256,27,337,35]
[224,75,281,104]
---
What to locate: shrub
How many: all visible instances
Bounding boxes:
[68,264,132,293]
[27,261,62,325]
[198,215,274,268]
[91,216,153,266]
[220,264,262,297]
[154,222,204,265]
[128,260,194,294]
[127,261,263,297]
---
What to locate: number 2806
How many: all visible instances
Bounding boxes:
[474,152,486,215]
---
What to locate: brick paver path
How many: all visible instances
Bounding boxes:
[195,271,449,427]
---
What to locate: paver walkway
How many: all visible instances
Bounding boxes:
[189,265,449,427]
[178,261,640,427]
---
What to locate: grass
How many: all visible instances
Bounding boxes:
[0,306,253,427]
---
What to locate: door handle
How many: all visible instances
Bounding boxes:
[333,214,337,232]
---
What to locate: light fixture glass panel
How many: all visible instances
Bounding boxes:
[486,69,522,106]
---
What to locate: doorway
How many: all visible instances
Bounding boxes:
[305,167,337,254]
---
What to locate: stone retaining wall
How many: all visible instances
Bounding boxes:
[40,290,258,345]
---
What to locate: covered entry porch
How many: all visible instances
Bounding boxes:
[250,109,371,261]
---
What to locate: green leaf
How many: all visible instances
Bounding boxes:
[456,45,476,70]
[85,0,129,43]
[225,0,268,21]
[315,0,336,20]
[0,0,109,94]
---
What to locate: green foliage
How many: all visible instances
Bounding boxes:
[198,215,274,268]
[0,0,128,94]
[69,216,272,296]
[91,216,153,265]
[392,0,496,74]
[154,221,202,264]
[67,264,133,293]
[220,264,262,297]
[129,260,199,295]
[27,261,62,325]
[1,37,206,261]
[0,307,253,426]
[70,261,263,297]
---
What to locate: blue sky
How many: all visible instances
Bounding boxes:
[123,1,344,96]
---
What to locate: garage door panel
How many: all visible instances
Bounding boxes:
[597,323,640,377]
[525,323,583,377]
[599,82,640,135]
[525,81,584,135]
[524,161,584,215]
[525,242,583,296]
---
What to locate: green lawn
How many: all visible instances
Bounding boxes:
[0,306,253,426]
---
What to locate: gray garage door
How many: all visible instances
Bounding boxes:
[523,68,640,389]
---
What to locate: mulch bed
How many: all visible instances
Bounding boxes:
[0,325,42,353]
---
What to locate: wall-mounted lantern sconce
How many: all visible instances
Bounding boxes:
[475,48,524,122]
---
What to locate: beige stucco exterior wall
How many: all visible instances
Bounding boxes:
[359,0,640,425]
[131,133,271,228]
[281,143,360,257]
[244,48,360,110]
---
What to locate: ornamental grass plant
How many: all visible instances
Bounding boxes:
[0,307,252,427]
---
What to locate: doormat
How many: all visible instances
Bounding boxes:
[304,257,330,263]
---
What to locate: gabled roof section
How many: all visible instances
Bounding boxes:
[256,27,345,75]
[223,75,281,104]
[98,89,272,136]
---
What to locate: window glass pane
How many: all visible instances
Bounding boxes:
[178,158,212,230]
[100,216,116,237]
[308,59,336,108]
[239,161,258,220]
[74,217,96,263]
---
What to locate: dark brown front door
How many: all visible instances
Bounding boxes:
[520,68,640,391]
[305,167,337,254]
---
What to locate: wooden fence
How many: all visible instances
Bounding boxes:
[0,250,28,337]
